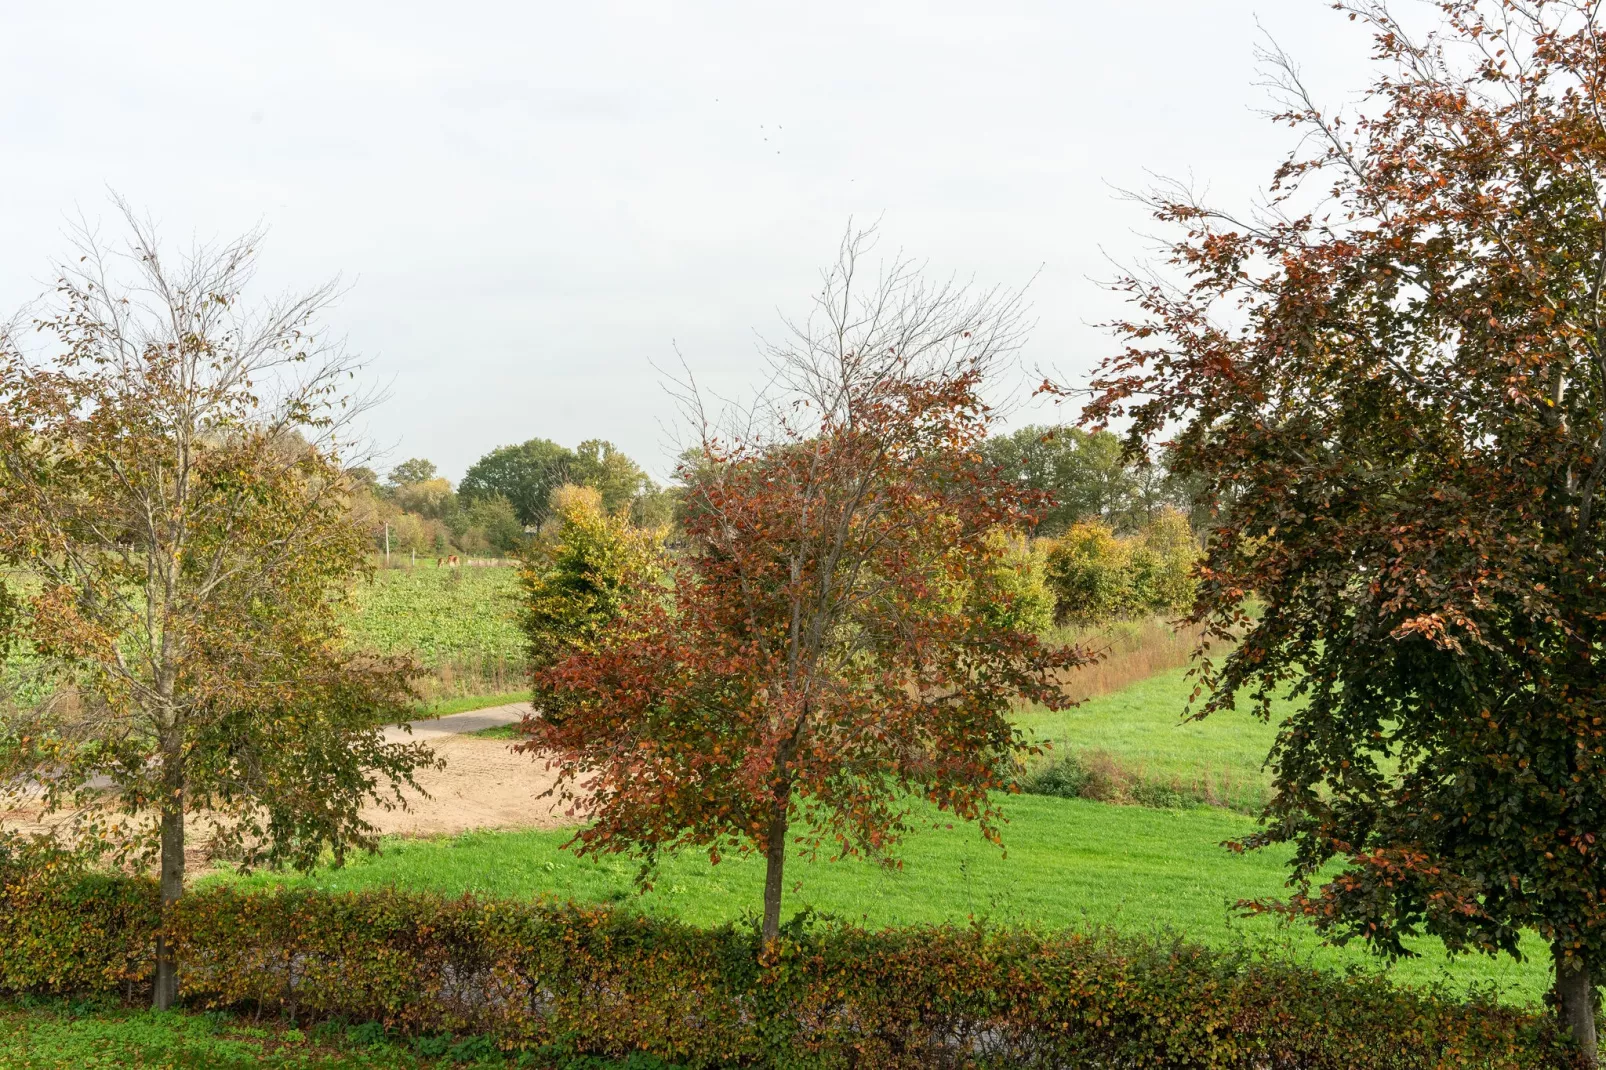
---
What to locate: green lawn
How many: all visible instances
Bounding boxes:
[1016,666,1285,811]
[210,792,1552,1004]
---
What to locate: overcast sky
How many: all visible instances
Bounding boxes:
[0,1,1385,482]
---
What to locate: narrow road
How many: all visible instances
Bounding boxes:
[384,702,531,744]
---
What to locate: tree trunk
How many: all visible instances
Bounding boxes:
[760,797,789,944]
[1556,943,1598,1067]
[153,743,185,1011]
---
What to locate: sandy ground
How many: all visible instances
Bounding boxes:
[0,704,581,861]
[372,704,578,836]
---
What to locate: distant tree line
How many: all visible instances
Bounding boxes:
[352,425,1196,566]
[980,425,1203,537]
[347,438,673,559]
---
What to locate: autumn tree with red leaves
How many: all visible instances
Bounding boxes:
[521,231,1087,942]
[1066,1,1606,1059]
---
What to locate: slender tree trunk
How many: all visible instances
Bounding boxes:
[760,795,790,944]
[153,738,185,1011]
[1556,943,1598,1067]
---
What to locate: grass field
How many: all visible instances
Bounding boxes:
[210,792,1552,1004]
[469,667,1277,805]
[417,656,1548,1002]
[0,998,669,1068]
[1016,666,1284,812]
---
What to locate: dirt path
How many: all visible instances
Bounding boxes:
[0,704,581,851]
[372,704,578,836]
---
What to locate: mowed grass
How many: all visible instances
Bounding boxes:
[211,793,1552,1004]
[1017,666,1285,811]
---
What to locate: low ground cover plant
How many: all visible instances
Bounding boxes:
[0,864,1584,1069]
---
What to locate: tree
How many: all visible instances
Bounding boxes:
[462,437,666,531]
[387,457,437,487]
[982,425,1163,535]
[393,476,457,521]
[521,231,1088,942]
[459,438,574,528]
[1072,2,1606,1059]
[463,494,526,555]
[0,209,434,1010]
[569,439,657,516]
[517,483,664,717]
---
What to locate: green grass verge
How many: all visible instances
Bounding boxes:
[209,793,1552,1004]
[0,999,460,1069]
[470,722,519,739]
[0,998,677,1068]
[419,693,530,719]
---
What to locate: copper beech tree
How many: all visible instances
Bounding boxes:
[1068,1,1606,1060]
[0,208,433,1010]
[520,233,1087,941]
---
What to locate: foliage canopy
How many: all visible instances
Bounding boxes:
[0,208,433,1008]
[1072,0,1606,1056]
[520,232,1087,940]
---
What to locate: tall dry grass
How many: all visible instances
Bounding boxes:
[413,655,525,706]
[416,616,1215,710]
[1049,616,1209,703]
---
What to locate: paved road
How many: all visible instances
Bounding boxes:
[383,702,532,744]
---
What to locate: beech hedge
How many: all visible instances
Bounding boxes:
[0,862,1585,1068]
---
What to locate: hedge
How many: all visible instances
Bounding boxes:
[0,865,1585,1068]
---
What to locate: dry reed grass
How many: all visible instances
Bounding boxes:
[1050,617,1208,704]
[414,656,525,705]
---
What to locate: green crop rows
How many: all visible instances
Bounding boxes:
[343,567,524,669]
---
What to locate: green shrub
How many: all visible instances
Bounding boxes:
[519,484,664,716]
[0,870,1583,1068]
[971,533,1056,635]
[0,847,156,998]
[1019,750,1252,812]
[1043,508,1198,626]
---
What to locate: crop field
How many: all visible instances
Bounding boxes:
[344,566,524,668]
[341,565,527,707]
